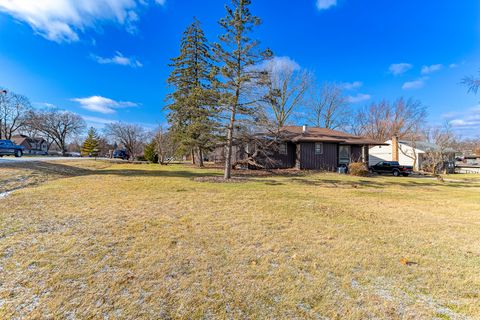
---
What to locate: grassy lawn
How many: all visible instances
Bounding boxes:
[0,161,479,319]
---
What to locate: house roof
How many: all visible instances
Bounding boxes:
[11,135,28,146]
[11,135,46,147]
[281,126,384,145]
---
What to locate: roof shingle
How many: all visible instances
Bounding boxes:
[281,126,384,145]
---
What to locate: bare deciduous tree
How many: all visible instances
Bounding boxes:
[0,89,32,139]
[25,109,86,155]
[305,83,350,130]
[105,122,146,160]
[422,124,456,174]
[462,72,480,94]
[354,97,427,141]
[231,110,283,169]
[454,138,480,156]
[259,62,311,129]
[153,127,178,165]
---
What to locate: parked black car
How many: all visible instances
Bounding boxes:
[0,140,24,157]
[113,150,129,160]
[369,161,413,177]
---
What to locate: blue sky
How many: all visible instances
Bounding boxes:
[0,0,479,137]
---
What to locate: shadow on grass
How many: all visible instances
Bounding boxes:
[98,169,221,179]
[0,161,222,180]
[290,177,479,189]
[1,161,477,190]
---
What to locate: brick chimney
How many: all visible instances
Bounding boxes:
[392,136,399,162]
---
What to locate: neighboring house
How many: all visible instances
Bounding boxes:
[456,155,480,174]
[213,126,383,171]
[369,137,456,171]
[11,135,48,155]
[463,155,480,166]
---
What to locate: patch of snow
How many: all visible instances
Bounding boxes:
[0,191,11,200]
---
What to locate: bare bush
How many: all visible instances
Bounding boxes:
[349,162,369,176]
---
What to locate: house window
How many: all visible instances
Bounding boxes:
[339,145,351,165]
[315,142,323,155]
[279,143,288,155]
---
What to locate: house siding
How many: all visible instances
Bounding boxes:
[300,142,338,171]
[271,142,296,169]
[369,140,422,170]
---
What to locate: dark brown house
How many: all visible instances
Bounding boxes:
[213,126,383,171]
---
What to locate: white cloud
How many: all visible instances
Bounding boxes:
[389,63,413,76]
[260,56,301,74]
[347,93,371,103]
[316,0,337,10]
[0,0,165,43]
[340,81,363,90]
[421,64,443,75]
[402,78,427,90]
[91,52,143,68]
[449,64,458,69]
[448,105,480,133]
[82,115,115,125]
[35,102,56,108]
[72,96,138,114]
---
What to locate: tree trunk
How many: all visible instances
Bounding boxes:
[198,147,204,167]
[191,149,196,165]
[224,106,236,179]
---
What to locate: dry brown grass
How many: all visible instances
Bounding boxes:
[0,161,479,319]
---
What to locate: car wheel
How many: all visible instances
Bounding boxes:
[14,150,22,158]
[393,170,400,177]
[369,168,375,174]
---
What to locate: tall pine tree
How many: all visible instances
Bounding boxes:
[167,18,218,167]
[214,0,269,179]
[81,127,100,157]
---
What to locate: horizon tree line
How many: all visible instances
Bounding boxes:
[1,0,479,173]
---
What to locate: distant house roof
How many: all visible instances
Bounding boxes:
[11,135,46,149]
[281,126,384,145]
[399,140,456,153]
[11,135,28,146]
